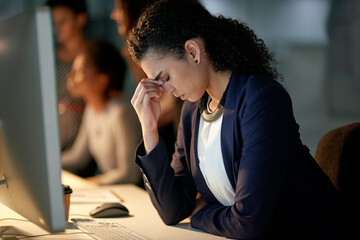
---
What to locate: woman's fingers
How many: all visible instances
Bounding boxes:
[133,85,161,106]
[132,78,163,105]
[131,78,163,152]
[135,88,161,109]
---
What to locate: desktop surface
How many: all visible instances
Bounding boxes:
[0,171,226,240]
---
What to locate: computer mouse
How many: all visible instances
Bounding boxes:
[89,202,129,218]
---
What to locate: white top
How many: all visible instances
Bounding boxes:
[197,114,235,206]
[62,98,142,185]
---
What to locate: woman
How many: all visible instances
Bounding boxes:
[129,0,344,239]
[46,0,89,151]
[110,0,180,159]
[62,41,142,185]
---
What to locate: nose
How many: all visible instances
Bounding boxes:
[162,82,175,94]
[110,8,116,20]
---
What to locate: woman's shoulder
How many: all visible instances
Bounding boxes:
[245,74,283,92]
[226,73,287,103]
[226,73,292,117]
[108,97,131,109]
[236,73,289,101]
[241,74,293,113]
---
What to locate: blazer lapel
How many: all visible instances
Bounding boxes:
[221,73,247,190]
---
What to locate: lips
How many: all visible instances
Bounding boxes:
[172,91,185,100]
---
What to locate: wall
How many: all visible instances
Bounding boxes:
[201,0,360,155]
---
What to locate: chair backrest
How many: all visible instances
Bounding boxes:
[315,122,360,235]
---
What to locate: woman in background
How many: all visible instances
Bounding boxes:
[129,0,345,239]
[110,0,180,159]
[46,0,89,152]
[62,41,142,185]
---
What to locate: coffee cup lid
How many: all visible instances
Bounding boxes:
[62,184,73,194]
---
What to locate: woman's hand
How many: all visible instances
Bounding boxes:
[85,176,99,185]
[131,78,164,153]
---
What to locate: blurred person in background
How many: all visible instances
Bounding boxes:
[46,0,88,150]
[62,40,142,185]
[47,0,96,177]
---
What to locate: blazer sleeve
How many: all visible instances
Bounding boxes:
[135,102,198,225]
[190,82,298,239]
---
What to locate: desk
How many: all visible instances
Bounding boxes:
[0,171,226,239]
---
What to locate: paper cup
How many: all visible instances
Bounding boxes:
[63,184,73,221]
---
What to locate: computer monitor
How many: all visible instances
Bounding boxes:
[0,7,65,232]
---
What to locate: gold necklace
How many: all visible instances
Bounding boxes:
[201,98,224,122]
[200,83,229,123]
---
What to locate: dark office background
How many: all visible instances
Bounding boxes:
[1,0,359,156]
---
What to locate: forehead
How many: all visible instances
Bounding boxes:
[140,52,184,78]
[52,6,76,19]
[140,52,165,78]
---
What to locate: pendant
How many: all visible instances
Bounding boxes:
[201,104,224,122]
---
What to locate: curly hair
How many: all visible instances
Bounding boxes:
[128,0,280,80]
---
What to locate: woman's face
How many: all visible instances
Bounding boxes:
[52,6,84,44]
[67,53,104,99]
[140,51,209,102]
[110,0,127,37]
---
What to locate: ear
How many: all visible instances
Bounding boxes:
[184,39,201,64]
[76,13,87,29]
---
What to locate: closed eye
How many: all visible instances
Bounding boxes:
[163,76,170,82]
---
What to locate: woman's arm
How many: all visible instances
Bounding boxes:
[131,78,164,153]
[135,101,199,224]
[61,116,91,172]
[132,77,198,224]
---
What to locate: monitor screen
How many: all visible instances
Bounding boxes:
[0,7,65,232]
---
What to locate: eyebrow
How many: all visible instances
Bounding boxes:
[154,70,163,81]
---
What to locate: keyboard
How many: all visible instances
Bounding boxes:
[72,218,148,240]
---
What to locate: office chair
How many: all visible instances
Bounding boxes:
[315,122,360,238]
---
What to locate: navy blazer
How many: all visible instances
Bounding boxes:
[136,73,344,239]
